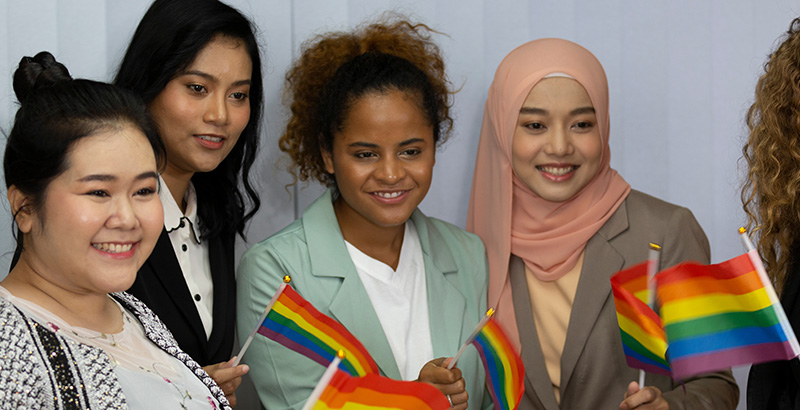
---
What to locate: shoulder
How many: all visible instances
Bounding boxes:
[608,190,709,266]
[239,218,308,270]
[415,211,486,254]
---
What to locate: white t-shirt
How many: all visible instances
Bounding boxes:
[344,221,434,380]
[159,177,214,339]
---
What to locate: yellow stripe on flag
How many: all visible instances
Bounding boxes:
[660,288,771,324]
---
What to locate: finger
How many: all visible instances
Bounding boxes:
[448,390,468,406]
[219,376,243,395]
[625,381,640,399]
[619,387,656,410]
[226,392,237,407]
[432,378,466,395]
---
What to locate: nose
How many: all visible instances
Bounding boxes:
[203,94,229,125]
[107,198,139,230]
[543,126,573,156]
[374,156,406,184]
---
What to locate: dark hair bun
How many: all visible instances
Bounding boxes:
[13,51,72,103]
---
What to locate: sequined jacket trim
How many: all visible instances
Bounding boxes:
[0,292,231,409]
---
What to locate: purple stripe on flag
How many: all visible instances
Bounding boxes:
[625,356,672,377]
[670,341,798,380]
[257,326,329,367]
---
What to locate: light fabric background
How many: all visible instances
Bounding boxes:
[2,1,799,408]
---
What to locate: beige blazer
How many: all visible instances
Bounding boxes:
[510,190,739,410]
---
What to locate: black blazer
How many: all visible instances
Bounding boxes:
[127,228,236,366]
[747,254,800,410]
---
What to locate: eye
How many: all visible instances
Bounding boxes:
[230,91,249,101]
[187,84,207,94]
[523,122,545,131]
[86,190,109,198]
[135,187,156,197]
[400,148,422,157]
[355,151,377,159]
[573,121,594,131]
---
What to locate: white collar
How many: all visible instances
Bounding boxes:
[158,176,201,243]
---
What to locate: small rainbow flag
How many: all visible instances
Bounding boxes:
[309,370,450,410]
[655,251,800,379]
[471,318,524,410]
[255,284,379,377]
[610,261,671,376]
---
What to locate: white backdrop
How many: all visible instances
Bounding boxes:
[2,1,799,408]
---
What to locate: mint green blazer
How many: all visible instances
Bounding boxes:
[237,190,490,410]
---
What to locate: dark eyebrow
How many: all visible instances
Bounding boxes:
[519,107,547,115]
[181,70,251,87]
[571,107,596,116]
[77,171,158,183]
[347,138,426,149]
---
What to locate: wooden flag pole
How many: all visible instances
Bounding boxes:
[233,275,291,366]
[640,243,661,388]
[447,309,494,370]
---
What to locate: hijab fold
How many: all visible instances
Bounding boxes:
[467,39,631,349]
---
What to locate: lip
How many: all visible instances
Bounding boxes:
[536,163,579,182]
[194,134,226,150]
[92,242,139,260]
[369,190,410,205]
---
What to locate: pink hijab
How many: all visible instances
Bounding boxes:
[467,39,631,349]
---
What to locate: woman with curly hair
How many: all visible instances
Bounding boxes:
[742,17,800,410]
[237,19,489,410]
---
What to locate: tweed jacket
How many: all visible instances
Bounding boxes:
[0,291,230,409]
[510,190,739,410]
[237,189,490,410]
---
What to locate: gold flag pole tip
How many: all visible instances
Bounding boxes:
[649,243,661,251]
[283,275,291,284]
[337,350,346,359]
[739,227,747,234]
[486,308,495,317]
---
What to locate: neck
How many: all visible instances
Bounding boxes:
[2,258,122,333]
[333,198,406,270]
[161,165,194,214]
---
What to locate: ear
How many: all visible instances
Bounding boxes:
[8,185,33,234]
[322,148,335,175]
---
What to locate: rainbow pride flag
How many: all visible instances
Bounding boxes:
[655,252,800,379]
[610,262,671,376]
[309,370,450,410]
[257,285,379,377]
[471,319,524,410]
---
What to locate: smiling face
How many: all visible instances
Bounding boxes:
[149,35,252,179]
[322,89,435,235]
[511,77,603,202]
[18,125,162,295]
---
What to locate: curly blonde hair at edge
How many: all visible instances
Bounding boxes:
[742,17,800,294]
[278,17,453,186]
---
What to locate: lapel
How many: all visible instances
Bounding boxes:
[303,190,401,379]
[145,229,207,346]
[559,200,628,394]
[411,211,467,359]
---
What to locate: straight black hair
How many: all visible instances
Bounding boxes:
[114,0,262,239]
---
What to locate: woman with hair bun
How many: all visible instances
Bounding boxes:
[237,19,490,410]
[0,51,230,409]
[743,17,800,410]
[114,0,262,404]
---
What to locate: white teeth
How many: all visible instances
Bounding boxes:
[92,243,133,254]
[197,135,223,142]
[375,191,403,198]
[538,166,577,176]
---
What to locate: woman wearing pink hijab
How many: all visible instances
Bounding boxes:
[467,38,738,409]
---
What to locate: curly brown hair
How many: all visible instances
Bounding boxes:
[742,17,800,294]
[278,18,453,186]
